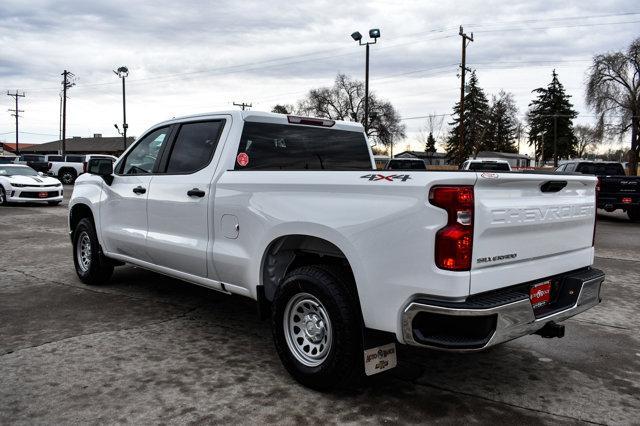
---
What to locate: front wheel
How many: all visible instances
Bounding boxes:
[628,207,640,222]
[73,218,114,285]
[271,265,362,390]
[0,186,7,206]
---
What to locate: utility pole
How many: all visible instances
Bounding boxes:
[233,102,252,111]
[553,114,558,167]
[61,70,75,157]
[458,26,474,157]
[6,91,25,155]
[58,92,63,143]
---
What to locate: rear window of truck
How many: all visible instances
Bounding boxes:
[576,163,625,176]
[235,122,372,171]
[386,160,426,170]
[467,162,510,171]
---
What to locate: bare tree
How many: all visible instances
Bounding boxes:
[574,124,602,158]
[586,37,640,175]
[296,74,406,150]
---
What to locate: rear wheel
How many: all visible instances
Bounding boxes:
[628,207,640,222]
[59,169,77,185]
[73,218,113,285]
[271,265,362,390]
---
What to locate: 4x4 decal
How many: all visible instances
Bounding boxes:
[360,174,411,182]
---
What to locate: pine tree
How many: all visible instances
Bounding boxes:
[425,132,437,153]
[527,70,578,164]
[485,91,519,153]
[445,71,490,165]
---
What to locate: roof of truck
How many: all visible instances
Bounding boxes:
[157,110,364,132]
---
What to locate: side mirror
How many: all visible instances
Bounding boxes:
[87,158,114,185]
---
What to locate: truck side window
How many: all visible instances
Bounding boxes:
[165,121,224,174]
[565,163,576,172]
[120,127,170,175]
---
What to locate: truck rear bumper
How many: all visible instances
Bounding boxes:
[401,268,604,351]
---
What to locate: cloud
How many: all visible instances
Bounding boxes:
[0,0,637,154]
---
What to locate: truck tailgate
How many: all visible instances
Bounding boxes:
[470,173,596,294]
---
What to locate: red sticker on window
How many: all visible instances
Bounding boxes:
[236,152,249,167]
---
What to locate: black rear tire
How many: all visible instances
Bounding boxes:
[628,207,640,222]
[72,218,114,285]
[271,265,362,390]
[59,169,77,185]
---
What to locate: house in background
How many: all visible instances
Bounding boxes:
[1,142,36,155]
[394,150,451,166]
[475,151,532,168]
[18,134,135,156]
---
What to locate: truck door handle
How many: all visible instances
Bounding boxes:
[133,186,146,195]
[187,188,205,197]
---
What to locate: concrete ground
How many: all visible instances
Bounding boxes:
[1,187,639,424]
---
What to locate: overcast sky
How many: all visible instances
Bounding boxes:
[1,0,638,155]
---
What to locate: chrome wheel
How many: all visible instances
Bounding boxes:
[76,231,92,272]
[283,292,332,367]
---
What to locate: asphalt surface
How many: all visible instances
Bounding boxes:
[1,187,639,424]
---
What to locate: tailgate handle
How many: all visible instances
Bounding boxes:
[540,181,567,193]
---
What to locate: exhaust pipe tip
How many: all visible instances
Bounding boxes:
[535,322,565,339]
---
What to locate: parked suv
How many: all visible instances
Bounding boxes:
[69,111,604,389]
[556,161,640,221]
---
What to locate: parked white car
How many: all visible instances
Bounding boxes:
[69,110,604,389]
[0,164,63,205]
[461,158,512,171]
[48,154,118,184]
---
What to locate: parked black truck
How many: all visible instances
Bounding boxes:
[556,161,640,221]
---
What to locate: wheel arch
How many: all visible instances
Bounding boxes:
[259,234,364,311]
[69,203,95,234]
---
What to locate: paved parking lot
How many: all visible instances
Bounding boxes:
[1,187,639,424]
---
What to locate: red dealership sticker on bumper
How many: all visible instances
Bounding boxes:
[530,281,551,308]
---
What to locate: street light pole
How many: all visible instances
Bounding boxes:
[114,66,129,151]
[364,42,369,133]
[351,28,380,134]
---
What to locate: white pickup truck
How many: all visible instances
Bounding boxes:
[47,154,118,184]
[69,111,604,389]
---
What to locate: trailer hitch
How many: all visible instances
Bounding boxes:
[535,322,565,338]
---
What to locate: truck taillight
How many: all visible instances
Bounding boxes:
[429,186,474,271]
